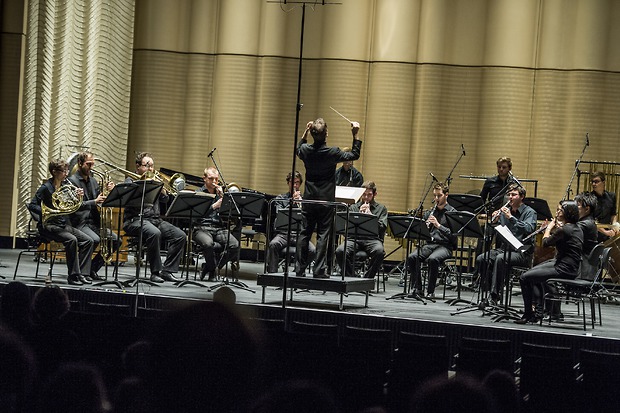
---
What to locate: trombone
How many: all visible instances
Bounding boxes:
[94,157,187,195]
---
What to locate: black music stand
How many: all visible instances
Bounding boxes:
[335,212,379,278]
[121,180,164,290]
[165,191,215,288]
[386,216,431,304]
[448,194,483,213]
[523,198,552,221]
[487,224,529,322]
[444,211,483,307]
[211,192,264,292]
[93,182,139,289]
[268,207,303,273]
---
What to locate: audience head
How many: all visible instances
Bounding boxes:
[0,328,37,413]
[409,374,494,413]
[31,285,71,325]
[149,301,261,413]
[0,281,33,334]
[37,362,110,413]
[250,379,339,413]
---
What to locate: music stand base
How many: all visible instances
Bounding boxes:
[445,297,475,306]
[175,280,208,288]
[386,292,427,304]
[93,280,126,290]
[123,279,161,288]
[208,279,255,293]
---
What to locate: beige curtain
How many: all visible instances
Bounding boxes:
[12,0,620,250]
[15,0,135,236]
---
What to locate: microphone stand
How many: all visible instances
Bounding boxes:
[207,152,248,291]
[562,132,589,201]
[443,145,467,186]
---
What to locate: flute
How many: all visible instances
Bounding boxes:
[491,201,510,223]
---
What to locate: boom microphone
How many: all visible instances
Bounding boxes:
[461,144,466,156]
[207,147,217,157]
[429,172,439,182]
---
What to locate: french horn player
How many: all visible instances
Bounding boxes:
[27,158,94,286]
[68,151,121,281]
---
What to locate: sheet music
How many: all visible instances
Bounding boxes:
[495,224,525,252]
[335,186,366,204]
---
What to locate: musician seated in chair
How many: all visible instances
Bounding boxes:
[575,192,599,257]
[194,167,240,281]
[474,184,536,306]
[123,152,186,283]
[335,148,364,187]
[516,201,583,324]
[407,182,457,299]
[335,181,388,278]
[69,151,121,280]
[265,171,315,273]
[28,159,94,285]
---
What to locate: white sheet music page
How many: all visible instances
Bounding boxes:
[495,224,526,252]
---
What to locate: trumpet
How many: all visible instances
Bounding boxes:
[42,179,83,224]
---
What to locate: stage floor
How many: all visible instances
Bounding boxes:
[3,248,620,343]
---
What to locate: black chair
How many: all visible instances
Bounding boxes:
[544,244,611,330]
[454,337,513,380]
[517,342,576,413]
[284,321,340,386]
[336,326,392,412]
[577,348,620,411]
[388,331,449,412]
[14,211,60,283]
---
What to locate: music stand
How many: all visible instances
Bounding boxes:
[448,194,483,213]
[120,180,165,291]
[271,207,303,273]
[93,182,139,289]
[165,191,215,288]
[444,211,483,307]
[487,224,530,322]
[386,216,432,304]
[335,212,379,277]
[211,192,265,292]
[523,198,552,221]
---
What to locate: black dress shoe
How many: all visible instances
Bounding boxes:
[90,272,104,281]
[207,274,217,282]
[78,275,92,284]
[67,275,83,285]
[514,314,538,325]
[159,271,179,282]
[150,273,165,283]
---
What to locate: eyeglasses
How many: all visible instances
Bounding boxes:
[140,162,154,168]
[591,179,602,184]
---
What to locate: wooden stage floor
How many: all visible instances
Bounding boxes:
[2,247,620,354]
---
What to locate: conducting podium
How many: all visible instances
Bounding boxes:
[386,215,431,303]
[165,190,215,287]
[335,211,379,278]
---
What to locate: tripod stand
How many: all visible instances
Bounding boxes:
[212,191,264,292]
[165,190,215,288]
[386,216,431,304]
